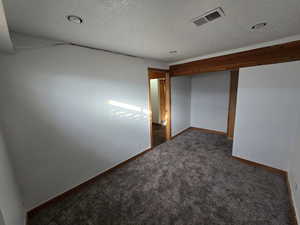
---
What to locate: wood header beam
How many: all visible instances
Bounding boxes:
[170,40,300,77]
[148,68,169,79]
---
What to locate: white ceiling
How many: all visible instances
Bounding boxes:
[3,0,300,62]
[0,0,13,53]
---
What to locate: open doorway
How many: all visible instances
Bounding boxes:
[150,78,166,147]
[148,68,171,148]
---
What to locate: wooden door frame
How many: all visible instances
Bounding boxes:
[149,68,238,142]
[165,72,171,140]
[148,68,171,148]
[159,79,167,124]
[227,70,239,139]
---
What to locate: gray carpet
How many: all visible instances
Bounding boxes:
[28,129,293,225]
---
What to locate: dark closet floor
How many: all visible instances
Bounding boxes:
[152,123,166,147]
[28,129,293,225]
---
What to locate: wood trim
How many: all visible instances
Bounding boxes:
[232,156,287,175]
[286,176,299,225]
[227,70,239,139]
[148,68,169,79]
[170,40,300,76]
[159,79,167,124]
[165,72,172,140]
[148,67,168,73]
[28,147,153,217]
[190,127,227,136]
[171,127,191,139]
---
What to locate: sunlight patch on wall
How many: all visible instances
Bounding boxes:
[108,100,149,120]
[108,100,141,112]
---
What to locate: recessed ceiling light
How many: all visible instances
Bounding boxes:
[169,50,178,54]
[66,15,83,24]
[251,22,267,30]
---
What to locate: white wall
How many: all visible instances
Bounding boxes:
[0,129,25,225]
[150,79,160,124]
[0,35,167,210]
[289,108,300,222]
[233,61,300,171]
[171,76,191,136]
[233,61,300,220]
[287,85,300,222]
[190,71,230,132]
[171,71,230,136]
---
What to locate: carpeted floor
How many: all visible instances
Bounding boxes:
[28,129,293,225]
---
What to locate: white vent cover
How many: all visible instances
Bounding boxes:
[192,7,225,27]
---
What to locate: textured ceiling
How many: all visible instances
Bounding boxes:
[0,0,13,53]
[3,0,300,61]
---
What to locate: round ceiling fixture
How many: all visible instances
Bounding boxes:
[251,22,267,30]
[66,15,83,24]
[169,50,178,54]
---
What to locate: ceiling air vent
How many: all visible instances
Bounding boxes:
[193,17,208,26]
[192,7,225,27]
